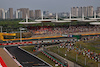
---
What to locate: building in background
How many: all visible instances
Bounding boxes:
[71,7,78,17]
[15,10,22,19]
[15,11,18,19]
[83,7,87,17]
[35,10,41,19]
[5,10,8,19]
[71,6,94,18]
[58,12,69,18]
[17,8,29,19]
[9,8,13,19]
[0,8,5,19]
[71,7,75,17]
[78,7,82,17]
[29,10,34,19]
[97,7,100,17]
[87,6,93,17]
[43,11,49,17]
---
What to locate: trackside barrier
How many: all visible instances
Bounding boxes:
[1,39,64,46]
[41,51,67,67]
[0,43,2,45]
[4,48,23,67]
[2,41,33,46]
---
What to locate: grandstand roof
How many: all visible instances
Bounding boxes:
[89,18,100,20]
[35,19,55,22]
[51,20,71,23]
[90,22,100,25]
[78,19,97,22]
[19,22,41,24]
[64,18,82,21]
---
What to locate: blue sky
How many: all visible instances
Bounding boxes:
[0,0,100,12]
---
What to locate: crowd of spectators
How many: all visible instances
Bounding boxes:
[59,36,100,62]
[28,25,100,36]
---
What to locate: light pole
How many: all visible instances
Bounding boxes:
[58,44,60,54]
[20,28,25,42]
[85,56,86,65]
[76,53,78,62]
[0,26,3,33]
[98,63,99,67]
[20,28,22,42]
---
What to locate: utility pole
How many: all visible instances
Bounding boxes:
[85,56,86,65]
[76,53,78,62]
[0,26,3,33]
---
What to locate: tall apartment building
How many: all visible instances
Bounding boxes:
[71,7,78,17]
[15,11,18,19]
[75,7,79,17]
[9,8,13,19]
[83,7,87,17]
[0,8,5,19]
[97,7,100,17]
[15,10,22,19]
[78,7,82,17]
[29,10,34,19]
[71,6,94,17]
[5,10,8,19]
[17,8,29,19]
[71,7,75,17]
[35,10,41,19]
[87,6,93,17]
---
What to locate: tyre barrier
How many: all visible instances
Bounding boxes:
[41,51,68,67]
[1,41,33,46]
[0,39,65,46]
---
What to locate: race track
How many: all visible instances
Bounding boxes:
[5,46,51,67]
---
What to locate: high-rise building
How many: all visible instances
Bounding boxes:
[71,7,75,17]
[87,6,93,17]
[17,8,29,19]
[0,8,5,19]
[71,6,94,17]
[75,7,79,17]
[5,10,8,19]
[97,7,100,17]
[71,7,78,17]
[15,10,22,19]
[43,11,49,16]
[9,8,13,19]
[58,12,68,17]
[83,7,87,17]
[29,10,34,19]
[0,9,2,19]
[15,11,18,19]
[35,10,41,19]
[78,7,82,17]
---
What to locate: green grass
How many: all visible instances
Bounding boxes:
[48,46,98,67]
[75,39,100,53]
[21,45,35,54]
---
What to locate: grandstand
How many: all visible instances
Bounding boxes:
[0,12,100,42]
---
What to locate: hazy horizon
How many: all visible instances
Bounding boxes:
[0,0,100,13]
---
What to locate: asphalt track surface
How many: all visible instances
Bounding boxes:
[5,46,51,67]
